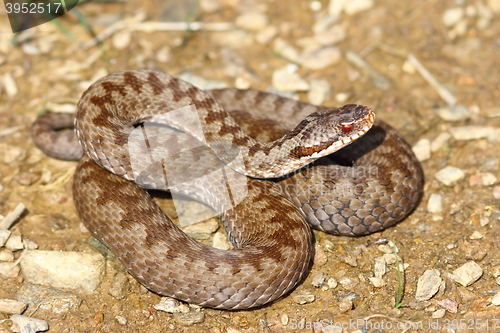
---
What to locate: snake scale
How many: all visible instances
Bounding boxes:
[31,70,423,310]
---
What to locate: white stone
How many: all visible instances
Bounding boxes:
[415,269,442,301]
[272,67,309,92]
[449,126,495,141]
[488,0,500,13]
[20,251,105,293]
[314,24,346,45]
[112,30,131,49]
[452,261,483,287]
[200,0,221,13]
[412,139,431,161]
[443,7,465,27]
[0,262,20,278]
[0,299,27,315]
[427,193,443,214]
[435,166,465,186]
[10,315,48,333]
[343,0,374,15]
[235,12,268,31]
[154,297,189,313]
[212,231,230,250]
[307,79,331,105]
[369,277,385,287]
[436,105,470,121]
[5,235,23,251]
[492,291,500,305]
[299,46,341,70]
[470,231,483,239]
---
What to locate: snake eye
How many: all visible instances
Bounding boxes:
[341,123,353,133]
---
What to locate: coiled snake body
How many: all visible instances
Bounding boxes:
[32,70,423,310]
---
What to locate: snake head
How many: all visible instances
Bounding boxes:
[290,104,375,159]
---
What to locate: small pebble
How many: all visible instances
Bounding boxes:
[0,299,27,315]
[412,138,431,161]
[272,66,309,92]
[0,249,15,261]
[492,291,500,306]
[432,308,446,319]
[182,219,219,239]
[10,315,48,333]
[339,277,357,289]
[335,91,351,104]
[452,261,483,287]
[212,231,230,250]
[154,297,189,313]
[173,311,205,325]
[427,193,443,214]
[311,272,328,288]
[470,231,484,240]
[450,126,494,141]
[327,277,338,289]
[313,244,328,266]
[314,24,346,45]
[469,172,497,186]
[20,250,105,293]
[377,244,393,254]
[0,262,20,278]
[436,104,470,121]
[199,0,220,13]
[488,0,500,13]
[112,30,131,49]
[108,272,129,299]
[369,277,385,288]
[415,269,442,301]
[494,186,500,199]
[15,283,82,314]
[307,79,331,105]
[442,7,465,27]
[338,298,353,313]
[156,46,171,63]
[2,73,18,97]
[343,0,374,15]
[437,298,458,313]
[299,46,341,70]
[5,235,24,251]
[382,253,401,265]
[235,11,268,31]
[339,253,357,267]
[374,257,387,278]
[431,132,451,152]
[115,316,127,325]
[434,166,465,186]
[292,291,315,304]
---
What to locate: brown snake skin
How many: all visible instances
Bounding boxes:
[31,70,424,310]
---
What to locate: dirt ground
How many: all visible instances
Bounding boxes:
[1,0,500,332]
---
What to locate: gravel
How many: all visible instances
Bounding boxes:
[415,269,442,302]
[452,261,483,287]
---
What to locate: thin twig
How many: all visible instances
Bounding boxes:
[407,53,457,106]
